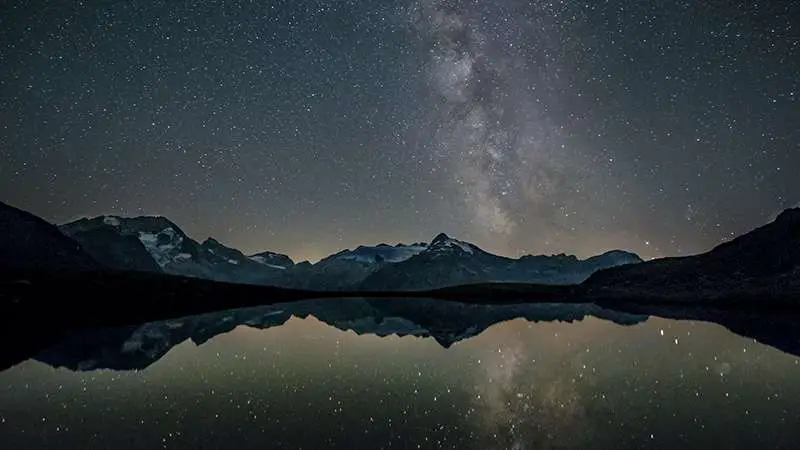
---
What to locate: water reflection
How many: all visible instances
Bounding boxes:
[32,299,648,371]
[1,299,800,449]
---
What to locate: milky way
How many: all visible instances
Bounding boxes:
[409,0,597,255]
[1,0,797,261]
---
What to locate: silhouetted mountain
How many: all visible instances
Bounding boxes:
[0,201,99,271]
[583,208,800,301]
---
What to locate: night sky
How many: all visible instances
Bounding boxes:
[1,0,797,262]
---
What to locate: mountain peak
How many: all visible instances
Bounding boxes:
[424,233,477,256]
[202,237,220,247]
[431,233,451,244]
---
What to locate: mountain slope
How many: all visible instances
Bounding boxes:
[61,224,162,272]
[200,238,287,284]
[0,201,99,271]
[582,208,800,301]
[61,216,202,275]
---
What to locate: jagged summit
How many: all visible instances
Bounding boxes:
[422,233,482,258]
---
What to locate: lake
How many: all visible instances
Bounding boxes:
[1,298,799,449]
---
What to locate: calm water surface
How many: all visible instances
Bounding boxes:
[1,301,799,449]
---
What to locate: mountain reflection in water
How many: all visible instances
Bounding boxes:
[1,298,800,450]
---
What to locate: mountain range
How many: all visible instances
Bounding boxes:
[1,201,642,291]
[1,200,799,304]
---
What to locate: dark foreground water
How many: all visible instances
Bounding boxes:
[1,299,799,449]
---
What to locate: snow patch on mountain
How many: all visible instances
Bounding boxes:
[137,227,185,268]
[331,243,428,264]
[250,255,288,267]
[103,216,120,226]
[435,239,473,254]
[426,233,476,256]
[248,251,294,269]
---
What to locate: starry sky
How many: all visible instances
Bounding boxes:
[1,0,798,262]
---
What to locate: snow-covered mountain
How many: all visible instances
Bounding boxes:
[60,216,285,285]
[62,216,193,272]
[361,233,643,290]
